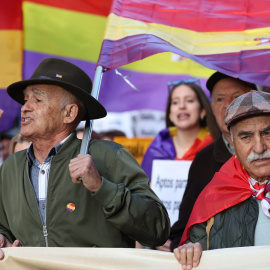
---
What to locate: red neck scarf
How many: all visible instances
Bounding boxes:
[174,127,213,161]
[180,155,253,246]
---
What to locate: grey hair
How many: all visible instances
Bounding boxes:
[230,128,234,142]
[60,91,86,126]
[60,91,82,110]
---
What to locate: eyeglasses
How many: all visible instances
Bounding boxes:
[167,78,201,92]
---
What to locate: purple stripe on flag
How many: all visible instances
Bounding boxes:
[98,34,270,87]
[0,89,21,133]
[23,51,98,81]
[23,51,210,113]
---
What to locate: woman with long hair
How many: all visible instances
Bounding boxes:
[141,78,220,180]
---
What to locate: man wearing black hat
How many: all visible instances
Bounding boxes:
[0,58,170,258]
[174,90,270,269]
[168,72,256,251]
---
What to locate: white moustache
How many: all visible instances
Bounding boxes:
[247,151,270,163]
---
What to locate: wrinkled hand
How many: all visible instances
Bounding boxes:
[156,239,172,252]
[0,109,3,119]
[0,234,21,260]
[173,242,202,270]
[69,154,102,193]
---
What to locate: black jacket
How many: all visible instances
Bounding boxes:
[170,135,232,251]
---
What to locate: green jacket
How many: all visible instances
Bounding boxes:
[189,197,258,250]
[0,133,170,248]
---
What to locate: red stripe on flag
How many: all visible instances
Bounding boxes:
[0,0,22,30]
[111,0,270,32]
[24,0,113,17]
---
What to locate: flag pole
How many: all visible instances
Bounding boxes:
[80,66,104,154]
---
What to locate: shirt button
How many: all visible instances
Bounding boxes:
[41,170,45,174]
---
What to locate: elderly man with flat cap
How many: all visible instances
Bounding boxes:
[174,90,270,269]
[169,72,256,251]
[0,58,170,258]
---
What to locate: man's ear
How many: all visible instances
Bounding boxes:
[63,104,79,124]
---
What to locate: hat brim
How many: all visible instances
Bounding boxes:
[7,78,107,120]
[227,111,270,129]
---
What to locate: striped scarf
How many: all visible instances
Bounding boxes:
[249,178,270,217]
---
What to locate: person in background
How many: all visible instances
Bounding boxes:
[141,78,220,251]
[0,58,170,259]
[99,129,126,141]
[174,90,270,269]
[0,109,3,165]
[0,133,12,165]
[75,121,101,140]
[141,78,220,182]
[76,128,101,140]
[9,134,31,155]
[0,110,7,165]
[169,72,257,251]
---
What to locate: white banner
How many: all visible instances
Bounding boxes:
[1,246,270,269]
[150,160,192,225]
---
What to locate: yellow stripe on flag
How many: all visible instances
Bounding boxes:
[0,30,22,88]
[121,52,214,77]
[23,2,107,62]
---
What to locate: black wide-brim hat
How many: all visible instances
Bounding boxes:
[7,58,107,120]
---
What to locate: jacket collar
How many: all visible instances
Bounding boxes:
[214,135,233,164]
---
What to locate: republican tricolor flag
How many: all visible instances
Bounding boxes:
[98,0,270,86]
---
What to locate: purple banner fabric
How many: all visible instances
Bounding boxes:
[0,90,21,133]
